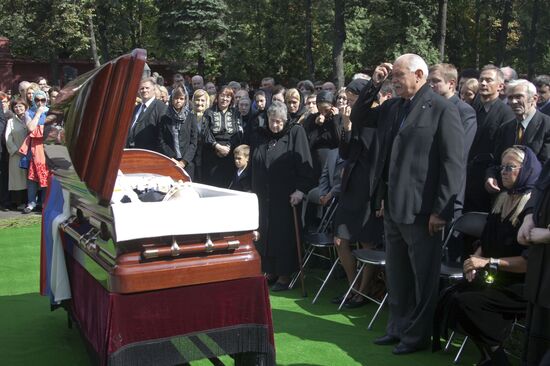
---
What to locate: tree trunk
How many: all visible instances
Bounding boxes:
[332,0,346,88]
[527,0,540,78]
[437,0,448,62]
[197,50,205,76]
[474,0,480,69]
[305,0,315,80]
[495,0,513,66]
[88,15,100,67]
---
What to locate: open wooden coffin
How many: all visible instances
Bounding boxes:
[43,49,261,294]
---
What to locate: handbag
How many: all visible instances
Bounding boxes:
[19,149,31,169]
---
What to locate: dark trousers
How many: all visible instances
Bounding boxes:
[384,208,442,348]
[0,151,9,206]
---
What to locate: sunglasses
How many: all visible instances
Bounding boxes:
[500,165,522,172]
[34,98,47,102]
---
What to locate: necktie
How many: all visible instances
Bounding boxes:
[517,123,524,144]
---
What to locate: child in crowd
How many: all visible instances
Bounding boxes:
[228,144,251,192]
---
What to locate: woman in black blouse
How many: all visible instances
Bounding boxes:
[202,86,242,187]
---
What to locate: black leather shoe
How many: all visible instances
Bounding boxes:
[270,281,290,292]
[344,297,367,309]
[331,293,351,304]
[373,334,400,346]
[392,342,418,355]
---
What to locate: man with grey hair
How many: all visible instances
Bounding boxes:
[261,77,275,93]
[127,77,167,151]
[18,81,30,99]
[500,66,518,101]
[351,53,464,354]
[465,64,515,212]
[485,79,550,192]
[534,74,550,116]
[191,75,204,91]
[322,81,336,93]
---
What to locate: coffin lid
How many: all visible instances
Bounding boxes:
[49,49,146,206]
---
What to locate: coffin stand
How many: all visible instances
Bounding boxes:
[41,49,274,366]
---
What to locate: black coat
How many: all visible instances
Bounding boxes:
[302,112,341,181]
[127,99,167,152]
[228,166,251,192]
[157,110,198,179]
[465,98,515,211]
[351,82,465,224]
[540,102,550,117]
[251,123,314,275]
[0,108,6,156]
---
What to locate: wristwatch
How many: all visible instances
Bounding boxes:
[489,257,501,267]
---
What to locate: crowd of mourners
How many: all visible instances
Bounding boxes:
[1,54,550,366]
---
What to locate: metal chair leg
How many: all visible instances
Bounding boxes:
[312,257,340,304]
[338,262,366,310]
[289,246,315,289]
[368,292,388,330]
[444,331,455,352]
[453,336,468,364]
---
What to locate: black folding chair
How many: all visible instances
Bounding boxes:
[440,211,488,363]
[289,198,339,304]
[337,248,388,330]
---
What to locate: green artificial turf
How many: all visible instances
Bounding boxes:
[0,222,496,365]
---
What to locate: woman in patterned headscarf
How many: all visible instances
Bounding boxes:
[19,90,50,213]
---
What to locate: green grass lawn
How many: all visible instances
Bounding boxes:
[0,222,488,366]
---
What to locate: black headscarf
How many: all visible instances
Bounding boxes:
[506,146,541,195]
[346,78,369,95]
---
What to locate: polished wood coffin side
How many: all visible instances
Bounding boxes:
[120,149,190,182]
[110,233,261,293]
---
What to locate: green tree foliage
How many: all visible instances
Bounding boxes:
[156,0,229,77]
[1,0,549,84]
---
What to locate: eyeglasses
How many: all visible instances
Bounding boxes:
[500,164,522,172]
[34,98,47,103]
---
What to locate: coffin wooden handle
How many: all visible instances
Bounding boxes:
[142,238,241,259]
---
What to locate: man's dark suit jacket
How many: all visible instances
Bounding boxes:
[540,102,550,117]
[486,110,550,180]
[127,99,167,151]
[351,82,464,224]
[449,95,477,158]
[449,95,477,212]
[465,97,515,211]
[318,148,344,197]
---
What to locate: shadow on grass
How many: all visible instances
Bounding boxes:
[269,276,481,366]
[0,293,92,366]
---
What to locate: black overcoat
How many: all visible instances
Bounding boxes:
[251,124,314,275]
[157,111,198,179]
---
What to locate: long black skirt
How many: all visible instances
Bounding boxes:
[449,283,526,347]
[523,302,550,366]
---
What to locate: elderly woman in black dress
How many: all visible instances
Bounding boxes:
[157,87,198,179]
[441,146,541,365]
[251,101,314,291]
[518,158,550,366]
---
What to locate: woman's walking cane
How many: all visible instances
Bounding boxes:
[292,204,307,297]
